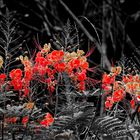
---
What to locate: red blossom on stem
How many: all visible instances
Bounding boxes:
[77,71,87,81]
[0,73,6,89]
[130,99,135,109]
[79,81,85,91]
[102,73,115,85]
[10,80,22,90]
[69,59,80,69]
[105,96,113,109]
[48,50,64,62]
[8,46,90,95]
[40,113,54,127]
[22,116,29,126]
[112,89,124,102]
[9,69,22,80]
[9,69,23,90]
[0,73,6,81]
[54,62,66,72]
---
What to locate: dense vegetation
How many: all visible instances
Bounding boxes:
[0,0,140,139]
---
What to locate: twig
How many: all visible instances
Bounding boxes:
[21,103,36,140]
[54,73,60,117]
[16,20,41,32]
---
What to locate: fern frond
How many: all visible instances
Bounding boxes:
[54,20,79,51]
[52,102,95,134]
[92,115,135,139]
[0,9,23,72]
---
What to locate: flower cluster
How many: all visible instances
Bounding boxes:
[0,43,89,128]
[10,69,23,91]
[0,43,90,95]
[9,58,32,97]
[32,43,89,92]
[123,74,140,95]
[20,56,32,96]
[105,89,124,109]
[123,74,140,109]
[102,66,140,110]
[33,44,64,93]
[64,50,89,91]
[5,112,54,128]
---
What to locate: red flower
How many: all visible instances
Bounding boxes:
[49,50,64,61]
[137,96,140,101]
[130,99,135,109]
[40,113,54,127]
[10,117,17,123]
[51,50,58,56]
[23,88,29,97]
[123,74,133,83]
[22,116,29,126]
[105,100,113,109]
[32,65,39,73]
[80,61,89,69]
[11,80,22,90]
[48,85,55,93]
[9,69,23,91]
[5,117,17,124]
[59,50,64,56]
[36,52,41,57]
[44,113,54,120]
[79,81,85,91]
[77,71,87,81]
[105,96,113,109]
[102,73,115,85]
[10,69,22,79]
[102,84,112,91]
[35,56,47,67]
[39,68,46,76]
[52,69,56,75]
[133,74,140,82]
[0,73,6,80]
[46,78,56,93]
[69,59,80,68]
[54,62,66,72]
[123,76,130,83]
[0,73,6,86]
[112,89,124,102]
[46,68,51,74]
[24,70,32,81]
